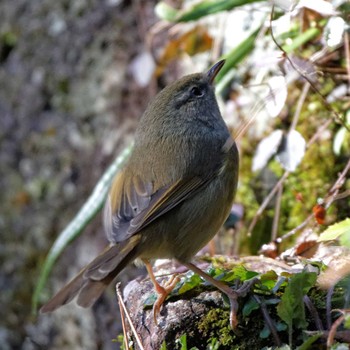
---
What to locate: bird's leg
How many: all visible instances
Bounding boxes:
[180,261,257,329]
[142,259,180,324]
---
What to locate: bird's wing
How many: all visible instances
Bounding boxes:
[105,169,219,243]
[127,175,211,235]
[103,171,153,243]
[104,171,211,242]
[133,136,237,232]
[105,139,235,243]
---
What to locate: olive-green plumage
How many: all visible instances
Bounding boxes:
[41,60,239,313]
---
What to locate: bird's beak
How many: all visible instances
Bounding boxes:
[207,59,225,85]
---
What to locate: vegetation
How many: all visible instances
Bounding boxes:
[31,0,350,348]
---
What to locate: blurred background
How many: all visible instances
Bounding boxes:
[1,0,349,349]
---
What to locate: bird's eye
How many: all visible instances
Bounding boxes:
[190,86,204,97]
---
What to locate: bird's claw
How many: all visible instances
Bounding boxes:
[152,274,180,325]
[225,277,259,329]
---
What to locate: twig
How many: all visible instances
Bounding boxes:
[249,114,335,239]
[256,75,310,241]
[344,31,350,94]
[278,213,314,242]
[270,5,348,131]
[248,9,332,237]
[334,189,350,201]
[290,82,310,131]
[326,285,334,330]
[234,97,267,141]
[116,283,145,350]
[211,14,226,64]
[234,110,257,141]
[271,182,283,241]
[283,82,310,236]
[248,7,348,238]
[307,119,333,147]
[327,310,348,349]
[117,283,130,350]
[281,156,350,241]
[235,81,287,141]
[248,171,289,236]
[253,295,282,346]
[304,295,324,331]
[325,157,350,210]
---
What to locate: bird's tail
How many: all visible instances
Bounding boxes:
[40,234,141,313]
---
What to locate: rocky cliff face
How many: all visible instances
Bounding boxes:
[0,1,156,348]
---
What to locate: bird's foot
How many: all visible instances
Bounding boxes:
[152,273,181,325]
[224,278,258,329]
[181,261,258,329]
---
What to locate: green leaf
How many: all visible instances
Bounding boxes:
[272,276,288,294]
[32,144,133,314]
[296,334,322,350]
[242,296,260,317]
[276,321,287,332]
[318,218,350,246]
[264,298,281,305]
[176,334,188,350]
[259,270,278,291]
[178,273,203,294]
[215,28,260,85]
[344,314,350,329]
[333,127,347,155]
[330,344,350,350]
[155,2,178,21]
[155,0,264,23]
[216,264,259,283]
[259,320,287,339]
[175,334,199,350]
[282,26,323,53]
[143,292,158,308]
[340,231,350,248]
[260,324,271,338]
[277,272,317,331]
[207,338,220,350]
[334,111,350,155]
[217,23,323,92]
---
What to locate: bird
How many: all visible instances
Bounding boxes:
[41,60,241,327]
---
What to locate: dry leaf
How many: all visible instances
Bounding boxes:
[156,26,213,76]
[313,204,326,225]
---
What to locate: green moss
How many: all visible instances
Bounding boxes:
[198,308,235,347]
[308,288,327,310]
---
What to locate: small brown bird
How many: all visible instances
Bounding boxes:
[41,60,240,326]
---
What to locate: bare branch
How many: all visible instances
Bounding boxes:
[116,283,145,350]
